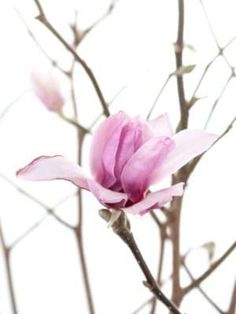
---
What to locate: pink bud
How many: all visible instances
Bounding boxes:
[31,70,64,112]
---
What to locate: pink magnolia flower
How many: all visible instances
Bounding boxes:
[17,112,217,215]
[31,70,64,112]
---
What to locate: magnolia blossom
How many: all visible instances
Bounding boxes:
[17,113,217,215]
[31,70,64,112]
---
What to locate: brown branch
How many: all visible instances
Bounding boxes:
[9,192,76,249]
[0,222,17,314]
[33,0,110,117]
[182,262,224,313]
[175,0,188,131]
[204,74,234,129]
[15,8,69,76]
[0,173,73,229]
[183,242,236,295]
[68,62,95,313]
[227,281,236,314]
[190,35,236,109]
[150,227,167,314]
[100,210,182,314]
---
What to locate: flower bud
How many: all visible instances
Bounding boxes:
[31,69,64,112]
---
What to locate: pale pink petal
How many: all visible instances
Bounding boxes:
[17,155,89,189]
[31,71,64,112]
[149,113,173,137]
[124,183,184,215]
[114,119,144,179]
[90,112,129,188]
[87,180,128,208]
[121,136,175,203]
[154,130,218,182]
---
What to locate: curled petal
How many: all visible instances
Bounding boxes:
[17,155,88,189]
[87,180,128,208]
[154,130,218,182]
[121,136,174,203]
[149,113,173,137]
[90,112,129,188]
[124,183,184,215]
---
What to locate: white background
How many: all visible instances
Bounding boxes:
[0,0,235,313]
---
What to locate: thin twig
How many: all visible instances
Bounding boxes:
[150,229,166,314]
[227,281,236,314]
[183,242,236,295]
[175,0,188,131]
[100,211,182,314]
[34,0,110,117]
[130,297,154,314]
[0,89,31,122]
[204,74,234,129]
[182,262,225,313]
[0,173,73,229]
[9,192,77,249]
[15,8,69,76]
[69,60,95,313]
[146,74,172,120]
[0,222,17,314]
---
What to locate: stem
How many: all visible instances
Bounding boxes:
[182,262,224,313]
[175,0,188,131]
[227,281,236,314]
[149,225,166,314]
[100,210,182,314]
[34,0,110,117]
[75,228,95,314]
[69,56,95,313]
[183,242,236,295]
[170,197,183,305]
[0,224,18,314]
[117,229,182,314]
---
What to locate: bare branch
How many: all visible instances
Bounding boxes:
[0,222,17,314]
[147,74,172,120]
[0,173,74,229]
[33,0,110,117]
[183,242,236,295]
[227,281,236,314]
[15,8,69,76]
[175,0,188,131]
[182,262,224,313]
[100,210,182,314]
[204,75,234,129]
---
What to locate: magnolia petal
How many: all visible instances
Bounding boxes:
[87,180,128,208]
[154,129,218,182]
[124,183,184,215]
[121,136,174,203]
[149,113,173,137]
[90,112,128,187]
[17,155,89,189]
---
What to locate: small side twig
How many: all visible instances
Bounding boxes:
[34,0,110,117]
[183,242,236,295]
[0,222,17,314]
[182,261,224,313]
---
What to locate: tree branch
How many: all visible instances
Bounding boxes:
[183,242,236,295]
[175,0,188,131]
[100,210,182,314]
[33,0,110,117]
[182,261,224,313]
[0,222,17,314]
